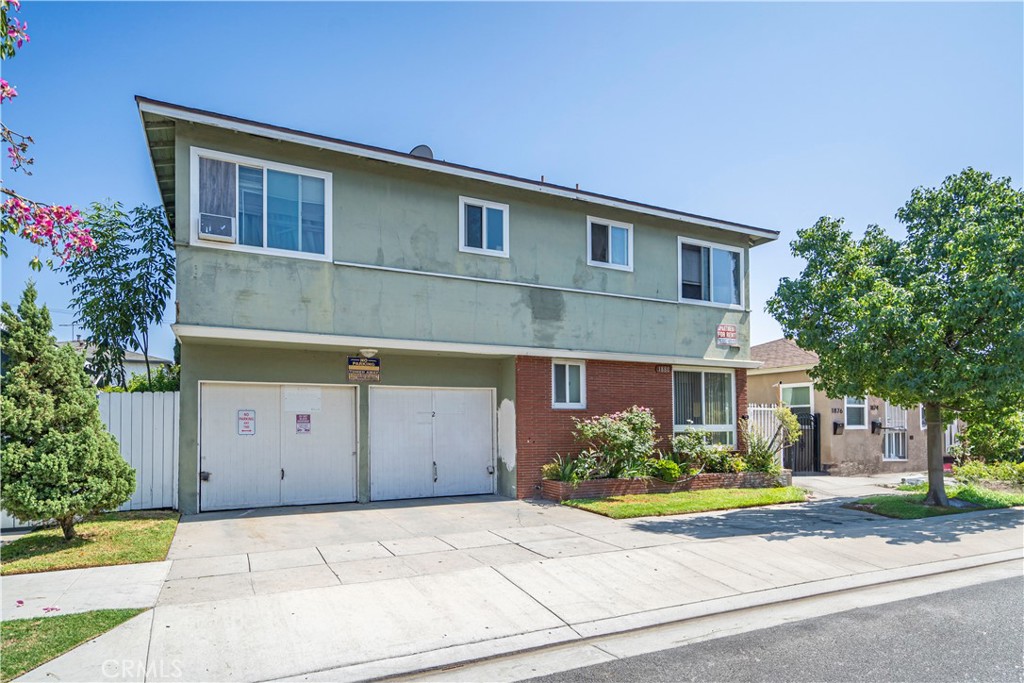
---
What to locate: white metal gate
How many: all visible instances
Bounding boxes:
[369,387,495,501]
[199,383,357,511]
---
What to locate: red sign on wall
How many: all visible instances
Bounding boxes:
[716,324,739,347]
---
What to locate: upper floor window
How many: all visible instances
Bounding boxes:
[678,237,743,307]
[552,360,586,409]
[587,217,633,271]
[459,196,508,258]
[673,368,735,445]
[191,147,332,260]
[846,396,867,428]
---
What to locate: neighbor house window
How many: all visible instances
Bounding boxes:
[845,397,867,428]
[459,196,509,257]
[678,237,743,307]
[192,147,331,259]
[588,217,633,271]
[781,384,813,416]
[552,360,585,409]
[673,368,735,445]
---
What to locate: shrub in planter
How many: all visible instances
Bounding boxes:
[670,430,741,474]
[647,458,681,482]
[573,406,659,479]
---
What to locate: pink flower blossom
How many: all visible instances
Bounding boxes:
[0,78,17,102]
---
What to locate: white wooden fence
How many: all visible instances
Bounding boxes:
[1,391,179,529]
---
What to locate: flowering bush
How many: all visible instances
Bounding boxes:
[573,406,660,479]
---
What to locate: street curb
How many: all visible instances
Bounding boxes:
[275,547,1022,682]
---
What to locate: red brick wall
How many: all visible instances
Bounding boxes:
[736,368,749,451]
[515,357,674,498]
[541,470,793,501]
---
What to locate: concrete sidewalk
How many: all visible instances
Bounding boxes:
[9,496,1022,683]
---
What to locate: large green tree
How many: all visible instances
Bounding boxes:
[62,202,174,387]
[1,283,135,539]
[767,169,1024,506]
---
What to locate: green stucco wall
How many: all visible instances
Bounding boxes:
[179,343,514,514]
[173,124,753,361]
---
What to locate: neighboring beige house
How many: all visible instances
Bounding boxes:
[749,338,934,476]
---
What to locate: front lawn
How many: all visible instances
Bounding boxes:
[1,511,179,575]
[1,608,145,682]
[562,486,807,519]
[851,484,1024,520]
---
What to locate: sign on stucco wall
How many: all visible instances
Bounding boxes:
[296,414,311,434]
[347,357,381,382]
[716,324,739,347]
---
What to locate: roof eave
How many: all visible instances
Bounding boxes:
[136,96,780,245]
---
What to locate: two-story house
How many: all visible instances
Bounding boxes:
[138,97,778,514]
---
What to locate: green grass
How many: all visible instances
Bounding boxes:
[1,608,145,682]
[1,511,178,575]
[852,484,1024,519]
[562,486,807,519]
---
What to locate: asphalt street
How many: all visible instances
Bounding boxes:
[527,575,1024,683]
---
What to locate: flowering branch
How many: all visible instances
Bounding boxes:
[1,0,96,269]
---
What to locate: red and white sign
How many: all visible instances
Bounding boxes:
[237,409,256,436]
[716,324,739,347]
[296,413,311,434]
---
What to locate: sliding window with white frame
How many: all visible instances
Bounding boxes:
[673,367,736,445]
[190,147,332,261]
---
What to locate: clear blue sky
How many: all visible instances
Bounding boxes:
[3,1,1022,359]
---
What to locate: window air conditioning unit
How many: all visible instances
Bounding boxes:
[198,213,236,243]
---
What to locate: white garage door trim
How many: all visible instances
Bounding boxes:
[368,386,497,501]
[197,381,360,512]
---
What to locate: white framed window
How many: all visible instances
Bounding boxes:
[587,216,633,271]
[845,396,867,429]
[189,147,332,261]
[552,360,586,409]
[459,196,509,258]
[781,383,814,416]
[678,237,744,308]
[920,405,928,430]
[673,367,736,446]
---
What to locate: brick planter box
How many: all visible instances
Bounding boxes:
[541,470,793,502]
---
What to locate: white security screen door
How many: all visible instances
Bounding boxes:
[884,404,908,460]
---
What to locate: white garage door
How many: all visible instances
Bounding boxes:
[369,387,494,501]
[200,383,357,511]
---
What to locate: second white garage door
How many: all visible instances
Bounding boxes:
[369,387,495,501]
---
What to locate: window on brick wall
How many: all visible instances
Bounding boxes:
[673,368,735,445]
[552,360,586,409]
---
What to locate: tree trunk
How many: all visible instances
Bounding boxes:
[922,402,949,507]
[59,515,77,540]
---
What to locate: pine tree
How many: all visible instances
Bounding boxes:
[1,283,135,539]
